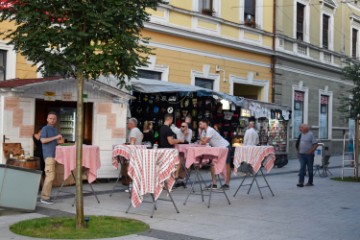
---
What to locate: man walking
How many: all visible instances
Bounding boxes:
[297,124,318,187]
[40,112,63,204]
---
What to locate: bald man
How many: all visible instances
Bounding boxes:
[244,122,259,146]
[297,124,318,187]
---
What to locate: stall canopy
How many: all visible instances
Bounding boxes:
[96,76,291,120]
[130,78,246,107]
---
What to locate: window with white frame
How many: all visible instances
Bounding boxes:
[293,90,305,138]
[244,0,256,27]
[296,3,305,41]
[240,0,263,29]
[138,69,162,80]
[0,50,6,81]
[199,0,214,16]
[322,14,330,49]
[195,77,214,90]
[319,95,329,139]
[352,28,358,59]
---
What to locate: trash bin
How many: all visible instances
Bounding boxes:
[0,164,42,212]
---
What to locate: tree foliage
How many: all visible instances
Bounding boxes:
[340,60,360,118]
[0,0,162,87]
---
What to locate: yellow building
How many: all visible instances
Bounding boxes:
[140,0,275,102]
[0,21,38,80]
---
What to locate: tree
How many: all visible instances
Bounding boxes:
[1,0,162,228]
[340,60,360,180]
[339,60,360,118]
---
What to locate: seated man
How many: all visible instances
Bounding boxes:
[198,118,231,190]
[127,118,143,145]
[171,122,193,144]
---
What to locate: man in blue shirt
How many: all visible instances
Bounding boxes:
[40,112,63,204]
[297,124,318,187]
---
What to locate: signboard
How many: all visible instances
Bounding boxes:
[62,92,72,101]
[44,91,56,101]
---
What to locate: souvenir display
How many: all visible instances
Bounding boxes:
[130,91,290,158]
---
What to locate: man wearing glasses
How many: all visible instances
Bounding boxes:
[171,122,193,144]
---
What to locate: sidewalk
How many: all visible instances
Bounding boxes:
[1,156,360,240]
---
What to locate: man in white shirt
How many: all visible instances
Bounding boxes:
[198,119,231,190]
[127,118,143,145]
[243,122,259,146]
[171,122,193,143]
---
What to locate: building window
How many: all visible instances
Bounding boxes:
[199,0,213,16]
[244,0,256,27]
[195,77,214,90]
[293,91,305,138]
[352,28,358,59]
[0,50,6,81]
[319,95,329,139]
[322,14,329,49]
[296,3,305,41]
[138,69,162,80]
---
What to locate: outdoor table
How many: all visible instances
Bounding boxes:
[125,148,180,218]
[110,144,147,196]
[54,144,101,204]
[174,144,205,186]
[233,146,276,199]
[183,146,231,208]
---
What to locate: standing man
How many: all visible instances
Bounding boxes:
[297,124,318,187]
[40,112,63,204]
[159,114,184,148]
[198,119,231,190]
[243,121,259,146]
[127,118,143,145]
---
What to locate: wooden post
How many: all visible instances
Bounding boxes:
[75,72,85,228]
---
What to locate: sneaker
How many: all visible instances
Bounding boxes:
[40,198,54,205]
[305,183,314,186]
[204,184,217,190]
[221,184,230,190]
[296,183,304,187]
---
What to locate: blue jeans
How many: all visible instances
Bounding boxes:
[299,154,314,184]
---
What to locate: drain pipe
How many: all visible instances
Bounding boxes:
[271,0,277,103]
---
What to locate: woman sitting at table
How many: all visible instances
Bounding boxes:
[198,118,232,190]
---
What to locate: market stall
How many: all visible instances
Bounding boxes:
[129,78,291,167]
[0,77,133,180]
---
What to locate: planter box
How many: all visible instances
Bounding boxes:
[0,164,41,212]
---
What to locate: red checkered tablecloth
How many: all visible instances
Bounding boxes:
[55,145,101,183]
[112,144,147,169]
[127,148,179,208]
[185,146,228,177]
[233,146,276,174]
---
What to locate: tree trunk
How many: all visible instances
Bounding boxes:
[75,72,85,228]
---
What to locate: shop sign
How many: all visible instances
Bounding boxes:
[44,91,56,101]
[294,91,304,102]
[62,92,72,101]
[321,95,329,105]
[83,93,88,102]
